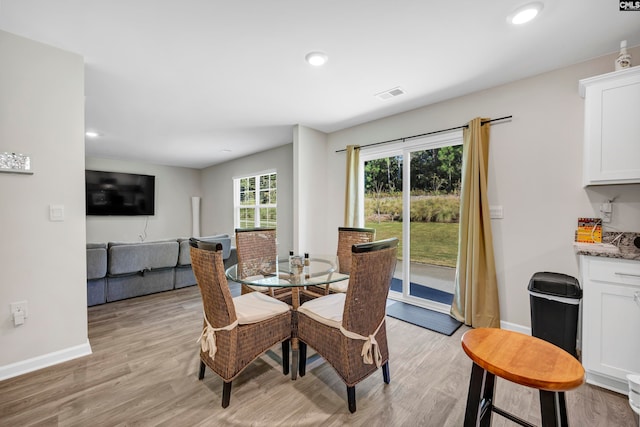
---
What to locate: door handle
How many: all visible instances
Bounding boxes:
[635,291,640,308]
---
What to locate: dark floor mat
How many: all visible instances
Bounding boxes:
[386,301,462,336]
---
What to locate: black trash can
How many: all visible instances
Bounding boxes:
[528,272,582,358]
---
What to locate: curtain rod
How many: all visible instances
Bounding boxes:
[335,115,512,153]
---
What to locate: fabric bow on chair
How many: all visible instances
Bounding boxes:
[339,319,385,367]
[197,315,238,360]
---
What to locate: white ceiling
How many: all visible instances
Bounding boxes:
[1,1,639,169]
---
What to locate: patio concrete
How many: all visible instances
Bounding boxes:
[395,261,455,294]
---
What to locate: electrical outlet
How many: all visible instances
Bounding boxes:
[49,204,65,221]
[600,202,613,223]
[10,301,28,318]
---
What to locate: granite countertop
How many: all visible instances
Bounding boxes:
[574,232,640,261]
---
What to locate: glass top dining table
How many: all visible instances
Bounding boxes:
[225,255,347,292]
[225,254,349,379]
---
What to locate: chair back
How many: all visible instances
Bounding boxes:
[189,237,223,252]
[337,227,376,274]
[342,238,398,337]
[189,241,236,327]
[234,228,277,279]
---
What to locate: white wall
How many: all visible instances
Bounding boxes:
[85,157,201,243]
[320,47,640,329]
[200,144,294,257]
[0,31,89,377]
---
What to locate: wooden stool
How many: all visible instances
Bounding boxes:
[461,328,585,427]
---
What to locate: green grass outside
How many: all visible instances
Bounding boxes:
[365,221,459,268]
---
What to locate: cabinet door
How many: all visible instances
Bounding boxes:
[584,282,640,379]
[582,256,640,393]
[581,68,640,185]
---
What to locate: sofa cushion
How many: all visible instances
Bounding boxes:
[174,265,196,288]
[87,278,106,306]
[177,239,192,266]
[86,244,107,280]
[107,269,174,301]
[108,241,179,275]
[108,238,176,246]
[87,242,107,250]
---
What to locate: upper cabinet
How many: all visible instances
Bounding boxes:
[579,67,640,186]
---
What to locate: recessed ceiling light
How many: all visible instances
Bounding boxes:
[508,2,543,25]
[305,52,328,67]
[85,131,99,138]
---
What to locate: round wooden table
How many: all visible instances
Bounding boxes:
[461,327,585,427]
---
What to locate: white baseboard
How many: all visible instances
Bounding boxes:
[586,371,628,395]
[0,341,92,381]
[500,320,531,335]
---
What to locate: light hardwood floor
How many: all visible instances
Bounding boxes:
[0,285,637,426]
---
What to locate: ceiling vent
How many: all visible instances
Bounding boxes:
[375,87,406,100]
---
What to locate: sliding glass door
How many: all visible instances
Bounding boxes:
[363,154,404,296]
[361,131,462,313]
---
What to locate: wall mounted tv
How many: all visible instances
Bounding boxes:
[86,170,155,216]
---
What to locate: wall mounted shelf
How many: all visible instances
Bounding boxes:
[0,169,34,175]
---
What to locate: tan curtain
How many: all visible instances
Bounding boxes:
[344,145,361,227]
[450,118,500,328]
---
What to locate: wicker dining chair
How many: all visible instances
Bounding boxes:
[234,228,293,302]
[296,237,399,413]
[310,227,376,295]
[190,241,292,408]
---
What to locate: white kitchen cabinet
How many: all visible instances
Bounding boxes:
[579,66,640,186]
[580,255,640,394]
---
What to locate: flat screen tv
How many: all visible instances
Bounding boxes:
[86,170,155,216]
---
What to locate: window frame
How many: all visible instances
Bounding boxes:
[233,170,277,230]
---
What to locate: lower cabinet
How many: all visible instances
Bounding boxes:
[581,255,640,394]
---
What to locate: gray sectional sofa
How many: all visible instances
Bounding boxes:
[86,235,236,306]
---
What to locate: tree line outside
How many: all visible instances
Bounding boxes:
[364,146,463,268]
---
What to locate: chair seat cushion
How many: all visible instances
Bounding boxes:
[298,293,345,329]
[328,276,349,293]
[307,273,349,293]
[233,291,290,324]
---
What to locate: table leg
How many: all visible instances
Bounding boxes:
[290,286,300,380]
[291,346,298,380]
[464,362,496,427]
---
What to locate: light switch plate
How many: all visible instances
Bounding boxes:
[49,204,65,221]
[490,205,504,219]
